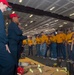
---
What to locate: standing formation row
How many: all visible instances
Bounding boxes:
[23,29,74,61]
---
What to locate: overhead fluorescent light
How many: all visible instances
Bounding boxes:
[19,0,22,3]
[70,13,74,16]
[59,25,63,27]
[12,11,15,14]
[45,30,48,32]
[48,28,55,31]
[45,24,49,25]
[30,14,33,18]
[63,22,67,24]
[52,28,55,30]
[50,7,55,11]
[30,21,33,23]
[25,24,28,26]
[55,20,58,22]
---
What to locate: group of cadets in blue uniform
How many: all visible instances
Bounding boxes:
[0,0,27,75]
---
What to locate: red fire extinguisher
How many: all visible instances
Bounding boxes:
[17,67,24,75]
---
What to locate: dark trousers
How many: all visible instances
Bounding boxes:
[45,45,50,57]
[40,43,47,57]
[71,45,74,61]
[67,44,72,60]
[17,41,22,62]
[0,44,15,75]
[28,46,33,55]
[9,40,18,65]
[57,43,66,59]
[51,43,57,58]
[36,44,41,56]
[63,43,66,59]
[67,44,74,60]
[9,39,18,75]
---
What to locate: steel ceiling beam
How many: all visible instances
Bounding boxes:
[9,2,74,22]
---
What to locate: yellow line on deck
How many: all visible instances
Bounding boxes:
[19,57,45,66]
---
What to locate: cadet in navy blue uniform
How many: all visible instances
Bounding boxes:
[8,13,27,75]
[0,0,15,75]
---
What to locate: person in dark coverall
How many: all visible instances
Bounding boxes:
[17,24,27,62]
[0,0,15,75]
[8,13,27,75]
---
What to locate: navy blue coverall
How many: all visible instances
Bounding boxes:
[0,10,15,75]
[8,22,27,66]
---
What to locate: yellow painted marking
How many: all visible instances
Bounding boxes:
[19,57,44,66]
[29,68,33,73]
[19,57,69,75]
